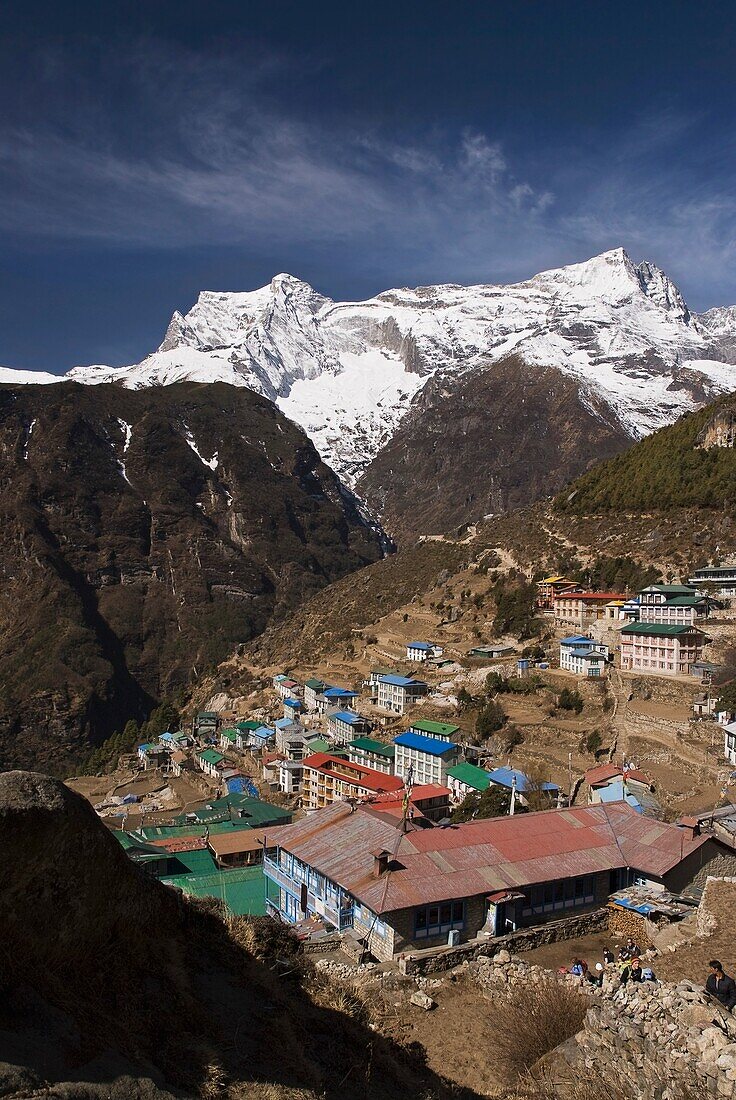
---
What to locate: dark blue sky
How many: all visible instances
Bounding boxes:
[2,0,736,371]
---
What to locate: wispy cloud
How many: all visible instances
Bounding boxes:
[0,42,735,306]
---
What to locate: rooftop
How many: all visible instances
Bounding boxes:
[377,674,427,688]
[331,710,364,724]
[348,736,396,758]
[267,800,708,913]
[447,762,491,791]
[487,766,559,793]
[410,719,460,736]
[301,753,404,793]
[621,623,705,637]
[394,731,459,756]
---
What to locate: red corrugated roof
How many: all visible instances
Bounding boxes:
[302,753,403,793]
[267,799,707,914]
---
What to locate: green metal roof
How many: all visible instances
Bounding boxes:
[621,623,702,636]
[198,748,225,765]
[348,736,396,758]
[111,830,168,857]
[662,595,707,607]
[220,728,238,742]
[140,819,256,841]
[161,866,266,917]
[197,712,218,720]
[236,720,261,731]
[410,719,460,736]
[447,762,491,791]
[642,585,697,595]
[166,848,218,876]
[304,678,325,690]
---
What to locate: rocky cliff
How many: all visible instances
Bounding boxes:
[0,770,474,1100]
[0,383,383,769]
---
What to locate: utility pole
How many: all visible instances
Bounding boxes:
[568,752,572,808]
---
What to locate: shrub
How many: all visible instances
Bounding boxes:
[558,689,583,714]
[476,699,506,739]
[584,730,602,755]
[491,975,589,1078]
[451,785,511,822]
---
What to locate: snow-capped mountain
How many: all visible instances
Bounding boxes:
[4,248,736,485]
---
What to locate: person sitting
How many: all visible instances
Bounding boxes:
[620,937,641,961]
[628,958,643,983]
[706,961,736,1010]
[569,958,585,977]
[603,949,614,965]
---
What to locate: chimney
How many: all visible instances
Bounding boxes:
[372,848,391,877]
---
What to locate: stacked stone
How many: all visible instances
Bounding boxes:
[579,979,736,1098]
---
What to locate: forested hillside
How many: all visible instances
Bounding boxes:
[555,395,736,515]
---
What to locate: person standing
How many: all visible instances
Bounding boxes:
[706,961,736,1010]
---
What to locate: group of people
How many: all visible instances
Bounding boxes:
[564,937,656,987]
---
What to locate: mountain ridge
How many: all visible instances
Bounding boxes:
[3,249,736,494]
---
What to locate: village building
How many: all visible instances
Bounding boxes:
[219,728,239,751]
[393,731,461,786]
[326,709,372,744]
[197,748,225,777]
[585,763,659,816]
[536,576,582,612]
[688,564,736,598]
[278,759,304,796]
[406,641,444,662]
[553,591,628,628]
[620,598,641,622]
[559,636,610,678]
[373,673,429,714]
[637,584,718,626]
[315,686,360,715]
[409,719,460,740]
[137,743,171,771]
[300,753,403,811]
[234,720,262,750]
[724,720,736,766]
[447,761,491,803]
[347,736,396,774]
[619,622,709,676]
[486,767,559,809]
[367,784,451,823]
[261,752,285,785]
[274,677,301,701]
[283,697,303,721]
[159,730,192,750]
[208,827,285,869]
[263,799,728,960]
[193,712,219,738]
[303,678,327,712]
[170,750,192,778]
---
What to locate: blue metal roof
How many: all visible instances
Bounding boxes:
[570,648,604,659]
[378,674,425,687]
[408,641,432,649]
[394,731,458,756]
[227,777,246,794]
[274,717,297,729]
[487,766,559,793]
[252,726,273,739]
[283,697,302,708]
[323,687,358,698]
[560,635,595,646]
[332,710,362,724]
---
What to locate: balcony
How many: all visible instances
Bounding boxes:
[263,857,354,931]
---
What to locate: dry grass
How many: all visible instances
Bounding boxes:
[491,976,590,1079]
[508,1069,702,1100]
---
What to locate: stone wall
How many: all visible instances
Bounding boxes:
[576,978,736,1098]
[399,907,607,975]
[469,953,736,1099]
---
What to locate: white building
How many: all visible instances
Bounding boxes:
[303,678,327,712]
[347,736,396,774]
[326,709,371,745]
[638,584,716,626]
[446,761,491,803]
[559,636,609,678]
[406,641,444,662]
[279,759,303,796]
[375,674,429,715]
[393,731,460,786]
[688,566,736,598]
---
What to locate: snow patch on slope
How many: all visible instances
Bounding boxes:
[183,426,218,470]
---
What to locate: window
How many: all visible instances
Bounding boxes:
[414,899,466,938]
[521,875,596,918]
